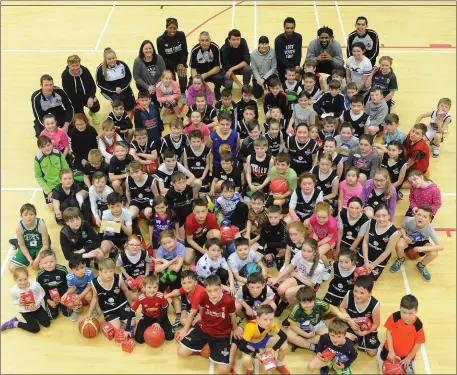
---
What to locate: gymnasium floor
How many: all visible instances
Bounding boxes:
[0,1,455,373]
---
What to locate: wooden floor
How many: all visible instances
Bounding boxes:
[1,1,455,373]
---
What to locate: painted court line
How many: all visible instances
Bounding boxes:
[334,0,347,42]
[231,1,236,29]
[313,0,320,29]
[94,0,117,50]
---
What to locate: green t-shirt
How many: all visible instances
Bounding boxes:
[288,298,330,326]
[270,166,298,191]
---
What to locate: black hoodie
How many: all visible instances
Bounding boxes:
[220,37,250,71]
[61,65,97,104]
[156,30,188,70]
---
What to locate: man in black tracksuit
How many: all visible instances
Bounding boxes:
[220,29,252,89]
[31,74,74,137]
[274,17,303,82]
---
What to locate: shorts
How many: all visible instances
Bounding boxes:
[347,326,380,351]
[247,334,271,351]
[180,324,232,365]
[10,247,40,267]
[323,292,344,306]
[43,190,53,205]
[425,125,439,142]
[406,240,429,257]
[129,199,152,212]
[103,303,135,323]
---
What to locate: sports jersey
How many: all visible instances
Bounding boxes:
[83,161,110,185]
[236,99,259,122]
[288,298,330,326]
[381,154,407,185]
[371,70,398,98]
[345,290,379,326]
[318,129,338,143]
[148,211,178,246]
[243,319,280,343]
[184,145,210,180]
[287,237,305,259]
[36,264,68,299]
[325,263,355,303]
[185,212,219,239]
[286,136,317,175]
[19,218,44,252]
[235,285,275,308]
[127,174,155,204]
[165,185,193,220]
[404,135,430,173]
[357,220,397,268]
[236,119,250,140]
[92,273,128,313]
[67,267,94,293]
[190,42,222,75]
[160,134,186,160]
[116,250,151,278]
[155,162,186,189]
[186,104,217,125]
[212,166,242,188]
[108,110,133,134]
[199,291,236,338]
[340,110,370,139]
[289,187,323,222]
[131,292,168,319]
[211,129,238,168]
[108,154,135,175]
[265,131,281,156]
[337,209,369,247]
[247,208,269,237]
[347,29,379,66]
[179,283,206,311]
[310,165,339,197]
[130,139,158,159]
[215,192,241,218]
[282,80,302,109]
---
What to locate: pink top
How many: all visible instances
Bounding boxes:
[184,123,210,137]
[40,128,69,152]
[156,80,180,104]
[339,180,363,208]
[309,214,338,245]
[187,84,213,107]
[409,181,442,215]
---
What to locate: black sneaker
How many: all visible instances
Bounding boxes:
[282,317,290,328]
[274,300,288,317]
[9,238,19,249]
[291,344,298,353]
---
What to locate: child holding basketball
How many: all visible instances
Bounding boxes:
[269,152,297,207]
[129,128,159,175]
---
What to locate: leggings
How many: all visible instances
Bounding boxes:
[19,306,51,334]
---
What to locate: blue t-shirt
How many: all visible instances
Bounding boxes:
[156,241,186,261]
[67,267,94,293]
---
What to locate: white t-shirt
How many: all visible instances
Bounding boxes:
[346,56,372,85]
[235,285,275,301]
[228,249,262,274]
[102,207,133,227]
[10,281,46,314]
[196,254,229,280]
[291,252,325,285]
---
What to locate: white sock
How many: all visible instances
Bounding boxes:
[76,195,84,209]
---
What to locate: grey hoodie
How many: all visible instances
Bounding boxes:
[250,47,278,81]
[132,55,166,90]
[306,38,344,68]
[364,99,388,127]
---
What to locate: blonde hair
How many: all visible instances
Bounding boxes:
[127,160,144,173]
[161,70,174,80]
[102,118,115,131]
[99,258,115,270]
[378,56,393,71]
[102,48,117,79]
[67,55,81,65]
[13,267,28,280]
[438,98,452,107]
[374,167,393,200]
[160,229,176,243]
[314,201,331,215]
[287,221,311,238]
[88,149,103,164]
[302,238,320,277]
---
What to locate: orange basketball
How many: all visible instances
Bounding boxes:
[270,177,289,194]
[144,160,159,175]
[220,225,239,245]
[382,359,405,374]
[200,344,211,358]
[144,326,165,347]
[79,318,100,338]
[406,248,421,260]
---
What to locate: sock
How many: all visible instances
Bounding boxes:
[13,320,19,328]
[417,262,424,267]
[276,360,283,366]
[76,195,84,209]
[247,366,254,371]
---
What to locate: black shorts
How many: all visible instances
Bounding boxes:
[347,326,380,351]
[103,303,135,323]
[43,190,53,205]
[406,240,429,257]
[293,276,307,286]
[356,252,387,281]
[186,236,207,262]
[180,324,232,365]
[323,292,344,306]
[129,199,152,212]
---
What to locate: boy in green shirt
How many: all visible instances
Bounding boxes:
[269,152,297,208]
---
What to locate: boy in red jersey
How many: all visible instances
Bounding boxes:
[177,274,242,374]
[132,274,174,343]
[404,123,430,176]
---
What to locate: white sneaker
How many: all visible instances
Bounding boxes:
[181,93,187,105]
[322,265,332,281]
[91,308,99,318]
[433,146,440,158]
[70,310,79,322]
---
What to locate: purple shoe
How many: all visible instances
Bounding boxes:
[1,317,19,331]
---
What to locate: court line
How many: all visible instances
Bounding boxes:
[253,0,257,48]
[208,360,214,374]
[94,0,117,50]
[313,1,320,29]
[231,1,236,29]
[334,0,347,42]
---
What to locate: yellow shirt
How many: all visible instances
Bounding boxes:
[243,319,280,344]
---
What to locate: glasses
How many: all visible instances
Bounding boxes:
[374,178,387,183]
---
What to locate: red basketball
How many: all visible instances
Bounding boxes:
[382,359,405,374]
[220,225,239,245]
[406,248,421,260]
[201,344,211,358]
[79,318,100,338]
[144,160,159,175]
[270,177,289,194]
[144,326,165,347]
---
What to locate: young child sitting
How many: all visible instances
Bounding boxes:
[375,113,406,151]
[345,134,380,184]
[310,153,340,208]
[182,130,211,193]
[404,123,431,178]
[187,74,213,107]
[215,180,244,227]
[108,98,134,141]
[239,120,264,167]
[269,152,297,207]
[313,80,347,120]
[236,105,257,140]
[210,112,240,169]
[339,94,370,139]
[184,93,218,130]
[302,72,321,102]
[282,67,303,114]
[40,113,70,162]
[132,274,174,343]
[148,195,179,248]
[88,172,113,227]
[259,205,288,269]
[236,84,259,122]
[245,137,274,197]
[380,295,425,374]
[264,106,287,137]
[337,168,363,211]
[156,70,181,119]
[68,113,99,172]
[161,119,186,160]
[364,87,388,136]
[264,78,289,120]
[405,170,441,218]
[302,59,325,93]
[228,237,267,285]
[1,268,50,334]
[129,128,159,175]
[83,149,110,188]
[318,117,338,143]
[287,172,323,223]
[98,119,122,164]
[334,123,359,162]
[215,88,237,122]
[265,119,285,158]
[210,151,242,195]
[245,191,269,247]
[360,167,397,219]
[288,92,315,135]
[125,161,156,221]
[134,90,162,146]
[108,141,134,196]
[184,111,211,146]
[284,123,318,176]
[380,141,407,195]
[326,67,347,93]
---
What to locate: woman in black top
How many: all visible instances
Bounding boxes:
[346,16,380,67]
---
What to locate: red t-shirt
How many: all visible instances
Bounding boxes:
[199,291,235,338]
[404,135,430,173]
[185,212,220,239]
[179,284,206,311]
[131,292,168,319]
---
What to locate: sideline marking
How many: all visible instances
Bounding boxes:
[94,1,117,50]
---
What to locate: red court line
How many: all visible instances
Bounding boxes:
[302,44,455,49]
[434,228,456,238]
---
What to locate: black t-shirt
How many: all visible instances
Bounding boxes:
[186,104,217,125]
[190,42,221,74]
[108,154,134,175]
[83,162,110,184]
[165,185,193,218]
[212,166,242,188]
[52,182,84,202]
[316,333,358,367]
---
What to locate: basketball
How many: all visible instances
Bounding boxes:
[144,160,159,175]
[200,344,211,358]
[79,318,100,338]
[144,326,165,347]
[382,359,405,374]
[220,225,239,245]
[406,248,421,260]
[270,177,289,194]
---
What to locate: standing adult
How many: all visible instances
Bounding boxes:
[274,17,302,82]
[190,31,225,100]
[31,74,74,137]
[306,26,344,75]
[346,16,380,67]
[250,36,278,100]
[156,17,188,103]
[220,29,251,89]
[133,40,166,105]
[61,55,100,125]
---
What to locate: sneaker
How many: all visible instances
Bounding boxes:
[390,257,405,273]
[229,368,238,375]
[70,310,79,322]
[277,365,290,375]
[180,93,187,105]
[308,343,316,352]
[433,146,440,158]
[8,238,19,249]
[282,317,290,328]
[274,300,288,317]
[172,316,181,331]
[91,308,99,318]
[322,265,332,281]
[415,262,431,281]
[89,111,100,125]
[320,367,330,375]
[1,317,19,331]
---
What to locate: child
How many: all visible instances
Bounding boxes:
[68,114,99,172]
[416,97,452,158]
[337,168,363,211]
[364,87,388,135]
[245,191,269,246]
[210,112,240,169]
[156,148,201,197]
[326,67,347,93]
[366,56,398,111]
[108,98,134,141]
[52,168,91,224]
[345,134,380,183]
[1,268,50,334]
[85,258,135,332]
[125,161,156,220]
[215,88,237,122]
[302,60,325,92]
[83,149,110,188]
[129,128,159,175]
[311,153,339,208]
[235,272,276,318]
[236,84,259,122]
[404,123,430,176]
[132,274,174,343]
[337,197,369,253]
[287,91,315,134]
[156,70,181,119]
[318,117,338,144]
[264,106,287,136]
[40,114,70,160]
[307,318,358,374]
[390,205,443,281]
[34,135,69,206]
[148,195,179,248]
[302,72,321,101]
[98,119,123,164]
[134,90,162,145]
[264,78,289,120]
[228,237,267,285]
[161,118,186,160]
[36,249,72,319]
[308,123,321,148]
[265,119,285,158]
[327,126,355,165]
[184,111,211,146]
[269,153,297,206]
[183,129,211,192]
[210,150,242,195]
[345,42,372,96]
[287,172,323,223]
[380,141,407,194]
[380,295,425,373]
[360,167,397,219]
[238,120,264,166]
[187,74,213,107]
[344,82,358,109]
[236,105,256,140]
[215,180,243,224]
[339,275,380,357]
[184,93,218,130]
[406,170,441,218]
[282,67,303,113]
[239,305,290,375]
[9,203,50,272]
[374,113,406,149]
[339,94,370,139]
[285,123,318,176]
[184,198,221,265]
[88,172,113,227]
[108,141,134,196]
[313,80,347,119]
[245,137,273,196]
[60,207,104,262]
[323,248,356,306]
[259,205,288,269]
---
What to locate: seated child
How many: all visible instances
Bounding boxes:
[307,318,358,374]
[337,197,369,253]
[334,123,359,162]
[302,72,321,102]
[366,56,398,110]
[244,137,273,196]
[1,268,50,334]
[148,195,179,248]
[132,274,173,343]
[282,221,309,269]
[215,88,237,123]
[380,141,407,194]
[345,134,380,184]
[284,123,318,176]
[108,98,134,141]
[313,80,347,120]
[88,172,113,227]
[156,70,182,119]
[210,112,240,169]
[265,119,285,158]
[339,275,380,357]
[258,205,288,269]
[236,84,259,122]
[404,123,430,177]
[380,295,425,374]
[40,113,70,163]
[161,119,186,160]
[318,117,338,143]
[264,106,287,136]
[339,94,370,139]
[364,87,388,136]
[344,82,358,108]
[374,113,406,152]
[337,169,363,212]
[310,154,339,209]
[283,67,303,113]
[125,161,156,220]
[184,93,218,130]
[187,74,213,107]
[182,130,211,193]
[228,237,267,285]
[405,170,441,218]
[245,191,269,247]
[326,67,347,93]
[287,92,315,135]
[323,248,356,306]
[184,111,211,146]
[286,172,323,223]
[264,78,289,121]
[129,128,159,175]
[302,60,325,93]
[68,113,99,172]
[98,119,123,164]
[134,90,162,146]
[215,181,248,231]
[236,105,257,140]
[210,150,242,195]
[238,120,264,167]
[108,141,134,196]
[83,149,110,188]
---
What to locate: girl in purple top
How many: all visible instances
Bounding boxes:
[360,168,397,219]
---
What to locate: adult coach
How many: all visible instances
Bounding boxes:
[346,16,380,67]
[31,74,74,137]
[220,29,251,89]
[306,26,344,75]
[251,36,278,99]
[274,17,302,82]
[190,31,225,100]
[61,55,100,125]
[156,17,188,103]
